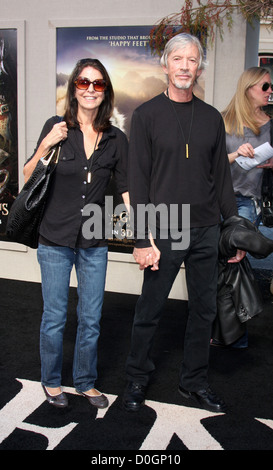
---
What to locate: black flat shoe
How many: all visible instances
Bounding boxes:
[123,381,147,412]
[76,390,109,409]
[42,385,68,408]
[178,385,227,413]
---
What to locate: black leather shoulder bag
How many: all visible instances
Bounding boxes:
[6,142,62,248]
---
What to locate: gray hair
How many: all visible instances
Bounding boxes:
[160,33,206,71]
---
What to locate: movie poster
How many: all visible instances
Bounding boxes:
[56,25,205,252]
[0,29,18,241]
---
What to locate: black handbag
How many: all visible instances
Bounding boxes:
[6,143,62,248]
[261,168,273,228]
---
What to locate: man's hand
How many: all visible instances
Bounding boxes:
[133,245,160,271]
[257,156,273,169]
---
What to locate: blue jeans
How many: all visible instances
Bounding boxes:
[37,244,108,392]
[236,194,261,227]
[236,194,273,271]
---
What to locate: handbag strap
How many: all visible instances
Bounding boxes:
[40,116,64,166]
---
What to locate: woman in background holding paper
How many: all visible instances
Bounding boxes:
[220,67,273,348]
[222,66,273,226]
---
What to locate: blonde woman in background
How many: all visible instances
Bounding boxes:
[221,67,273,347]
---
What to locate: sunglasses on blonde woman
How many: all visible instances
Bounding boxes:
[74,77,107,92]
[261,82,273,92]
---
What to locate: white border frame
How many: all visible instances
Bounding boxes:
[0,20,26,252]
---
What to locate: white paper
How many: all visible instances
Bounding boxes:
[235,142,273,171]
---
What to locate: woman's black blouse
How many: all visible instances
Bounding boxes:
[29,116,128,248]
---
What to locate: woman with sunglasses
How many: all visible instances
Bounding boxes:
[23,58,129,409]
[222,67,272,176]
[215,67,273,348]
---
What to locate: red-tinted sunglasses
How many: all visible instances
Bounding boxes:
[74,77,107,92]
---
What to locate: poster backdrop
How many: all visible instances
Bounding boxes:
[56,26,205,252]
[0,29,18,241]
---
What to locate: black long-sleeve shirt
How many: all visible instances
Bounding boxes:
[128,93,237,247]
[28,116,128,248]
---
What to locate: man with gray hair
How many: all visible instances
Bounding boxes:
[123,33,244,413]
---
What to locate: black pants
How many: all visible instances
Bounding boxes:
[126,225,220,391]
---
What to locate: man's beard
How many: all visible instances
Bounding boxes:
[174,74,193,90]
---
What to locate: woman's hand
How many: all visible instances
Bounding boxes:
[236,143,255,158]
[42,121,68,150]
[133,233,161,271]
[228,143,255,164]
[23,121,68,182]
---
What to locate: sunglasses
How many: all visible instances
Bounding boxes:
[261,82,273,92]
[74,77,107,92]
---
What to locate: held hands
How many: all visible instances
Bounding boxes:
[133,234,161,271]
[133,239,246,268]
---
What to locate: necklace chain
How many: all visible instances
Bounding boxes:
[166,89,194,159]
[87,132,99,183]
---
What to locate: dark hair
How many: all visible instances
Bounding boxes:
[63,58,114,132]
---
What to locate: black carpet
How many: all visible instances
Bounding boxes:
[0,275,273,455]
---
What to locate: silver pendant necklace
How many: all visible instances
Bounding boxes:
[87,132,99,183]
